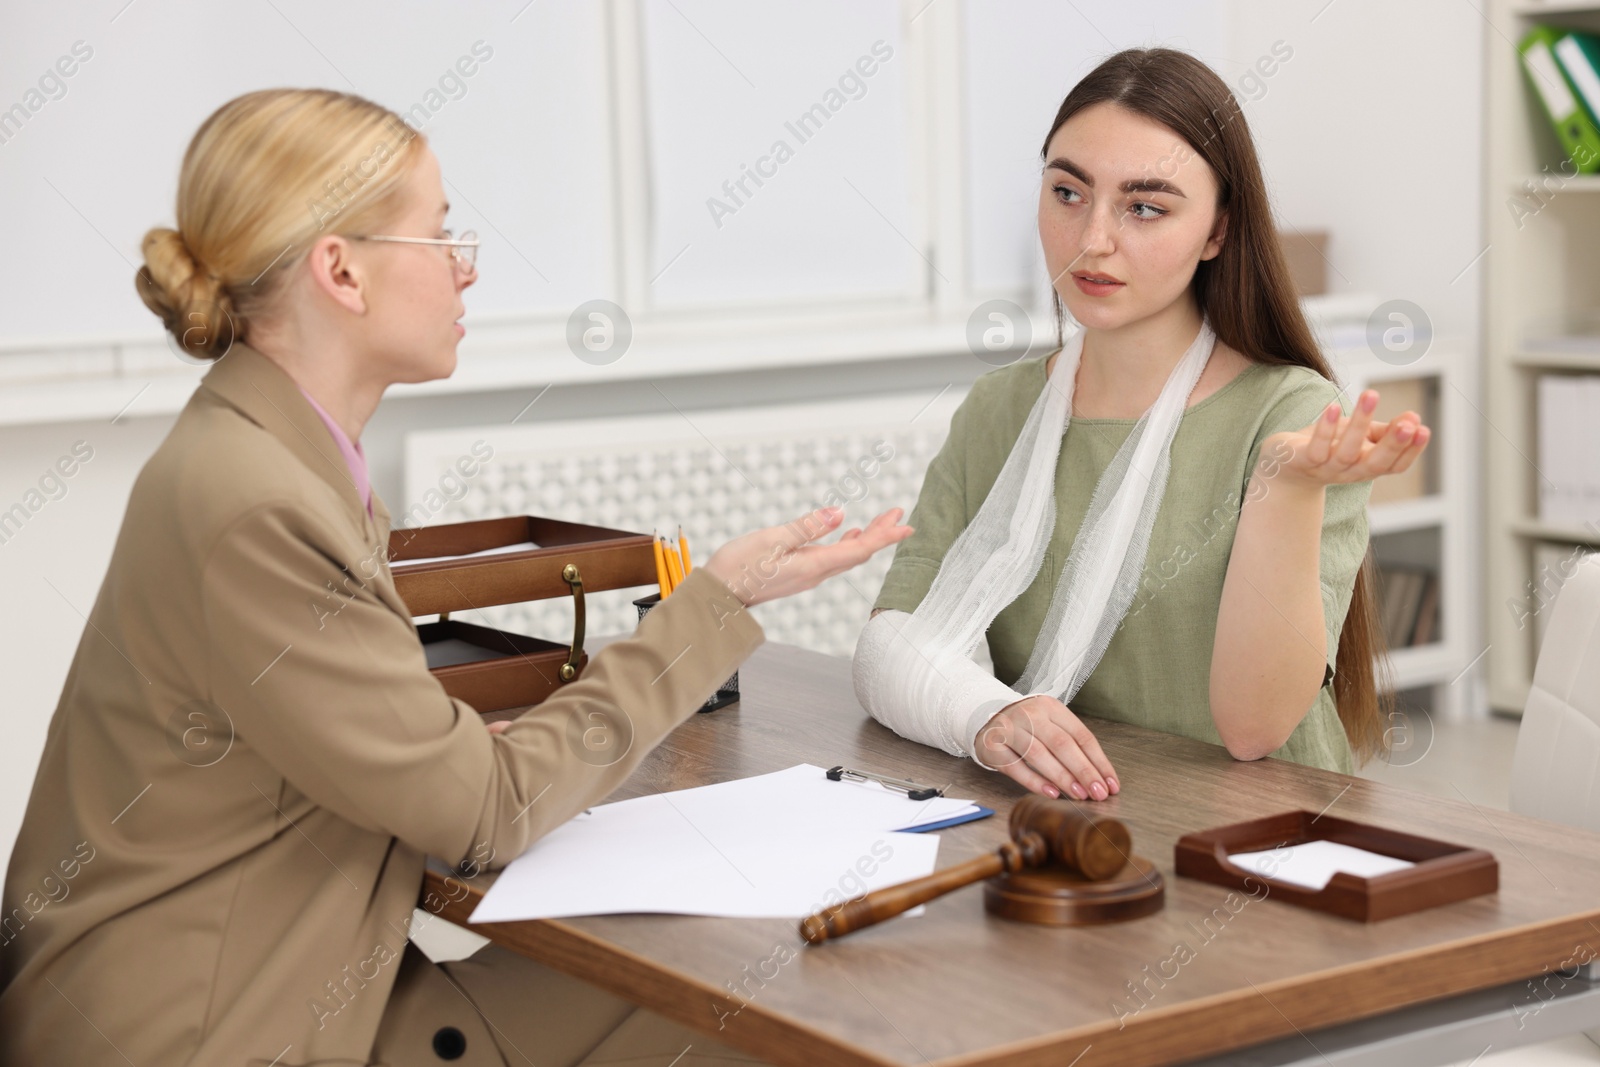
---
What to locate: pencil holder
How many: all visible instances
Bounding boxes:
[633,592,740,712]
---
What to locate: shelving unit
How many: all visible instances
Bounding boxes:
[1319,341,1475,720]
[1484,0,1600,716]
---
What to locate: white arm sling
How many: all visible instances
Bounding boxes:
[853,319,1217,763]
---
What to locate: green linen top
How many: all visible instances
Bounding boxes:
[872,351,1373,774]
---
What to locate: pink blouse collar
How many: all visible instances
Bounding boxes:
[296,385,372,517]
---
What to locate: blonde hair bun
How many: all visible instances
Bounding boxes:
[136,227,236,360]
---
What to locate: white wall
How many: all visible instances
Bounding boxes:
[0,0,1486,861]
[0,1,617,338]
[1227,0,1484,350]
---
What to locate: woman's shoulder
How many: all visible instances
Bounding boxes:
[1225,359,1337,400]
[1228,361,1345,433]
[958,352,1052,417]
[136,390,336,550]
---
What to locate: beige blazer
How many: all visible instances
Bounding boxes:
[0,343,763,1066]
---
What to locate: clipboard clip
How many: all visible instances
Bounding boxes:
[825,765,946,802]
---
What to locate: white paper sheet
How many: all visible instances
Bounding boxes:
[396,541,540,568]
[1226,839,1415,891]
[654,764,979,834]
[469,765,966,921]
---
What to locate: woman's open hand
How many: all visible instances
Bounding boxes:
[703,506,913,607]
[1263,388,1431,489]
[484,506,911,738]
[975,695,1120,801]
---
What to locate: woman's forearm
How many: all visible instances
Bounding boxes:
[1210,465,1328,760]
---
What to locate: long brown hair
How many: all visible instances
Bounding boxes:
[1039,48,1392,764]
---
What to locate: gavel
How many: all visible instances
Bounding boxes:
[799,795,1133,944]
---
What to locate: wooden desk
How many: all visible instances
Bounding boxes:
[425,641,1600,1067]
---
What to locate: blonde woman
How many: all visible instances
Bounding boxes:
[0,89,909,1067]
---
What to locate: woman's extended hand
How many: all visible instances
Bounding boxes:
[1263,388,1431,489]
[703,506,913,607]
[975,695,1120,801]
[484,507,911,738]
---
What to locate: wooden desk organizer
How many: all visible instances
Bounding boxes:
[388,516,657,713]
[1174,811,1498,922]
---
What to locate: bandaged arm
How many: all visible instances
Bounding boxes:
[852,608,1028,770]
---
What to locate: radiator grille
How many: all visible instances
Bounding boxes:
[400,389,966,658]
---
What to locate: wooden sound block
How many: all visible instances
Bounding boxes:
[984,855,1164,926]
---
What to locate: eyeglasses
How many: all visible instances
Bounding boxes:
[349,229,479,273]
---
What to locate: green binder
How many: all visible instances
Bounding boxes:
[1519,25,1600,174]
[1556,30,1600,130]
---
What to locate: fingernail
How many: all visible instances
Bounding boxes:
[1325,404,1340,423]
[1089,781,1107,801]
[1068,781,1087,800]
[1043,783,1060,798]
[1397,424,1414,441]
[1106,777,1119,794]
[1362,392,1377,412]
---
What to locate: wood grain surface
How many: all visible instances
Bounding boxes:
[423,639,1600,1067]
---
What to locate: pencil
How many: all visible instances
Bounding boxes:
[662,537,685,596]
[677,525,692,575]
[657,536,673,596]
[652,532,670,599]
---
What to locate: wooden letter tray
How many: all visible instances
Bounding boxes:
[1174,811,1498,922]
[388,516,657,713]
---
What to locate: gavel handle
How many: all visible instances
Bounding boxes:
[799,833,1046,944]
